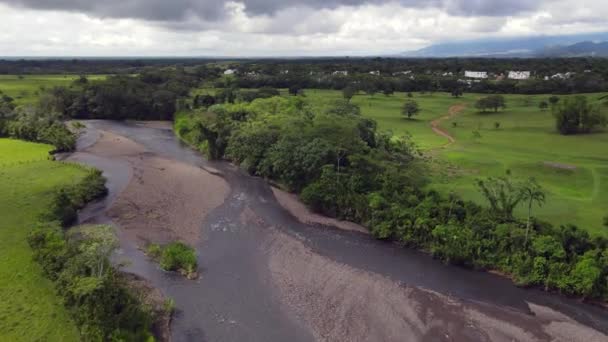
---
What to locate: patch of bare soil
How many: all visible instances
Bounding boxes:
[543,161,577,170]
[265,229,607,342]
[88,130,230,246]
[271,187,369,234]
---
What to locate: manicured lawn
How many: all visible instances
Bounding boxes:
[0,138,84,341]
[0,74,106,105]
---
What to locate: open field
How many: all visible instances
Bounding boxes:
[431,92,608,236]
[0,139,84,341]
[0,74,106,105]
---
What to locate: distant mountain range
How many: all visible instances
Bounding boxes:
[402,32,608,58]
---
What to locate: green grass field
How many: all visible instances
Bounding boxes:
[0,74,106,105]
[429,93,608,236]
[0,139,84,341]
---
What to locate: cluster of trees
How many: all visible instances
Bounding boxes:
[43,72,197,120]
[176,95,608,301]
[0,91,76,152]
[28,169,160,341]
[552,96,607,135]
[475,95,507,113]
[194,87,283,109]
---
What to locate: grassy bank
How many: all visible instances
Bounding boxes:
[0,74,106,105]
[0,138,84,341]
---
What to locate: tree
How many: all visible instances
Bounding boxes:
[519,178,546,246]
[476,95,506,113]
[539,100,549,111]
[75,225,118,278]
[553,96,607,135]
[402,99,420,119]
[477,176,523,220]
[549,96,560,106]
[288,85,302,96]
[451,88,463,98]
[406,92,413,98]
[342,86,357,102]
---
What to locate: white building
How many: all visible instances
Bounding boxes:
[442,72,454,77]
[464,71,488,79]
[551,72,575,80]
[224,69,236,75]
[369,70,380,76]
[508,71,531,80]
[332,70,348,76]
[393,70,412,76]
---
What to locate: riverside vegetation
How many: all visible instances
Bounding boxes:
[175,95,608,301]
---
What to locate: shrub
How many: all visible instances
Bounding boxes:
[159,242,197,275]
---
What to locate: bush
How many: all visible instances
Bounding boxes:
[160,242,197,274]
[42,168,107,226]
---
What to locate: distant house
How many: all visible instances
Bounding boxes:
[393,70,412,76]
[369,70,380,76]
[464,71,488,79]
[442,72,454,77]
[280,70,290,74]
[332,70,348,76]
[224,69,236,75]
[551,72,575,80]
[507,71,531,80]
[245,71,258,76]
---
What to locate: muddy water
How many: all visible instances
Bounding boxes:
[70,120,608,341]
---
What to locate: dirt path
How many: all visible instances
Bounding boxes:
[430,103,466,149]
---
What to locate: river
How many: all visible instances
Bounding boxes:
[68,120,608,342]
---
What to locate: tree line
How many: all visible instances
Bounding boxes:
[28,168,165,341]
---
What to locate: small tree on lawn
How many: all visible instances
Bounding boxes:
[402,100,420,119]
[451,88,463,98]
[549,96,560,106]
[342,86,357,102]
[519,178,546,246]
[477,176,523,221]
[539,100,549,111]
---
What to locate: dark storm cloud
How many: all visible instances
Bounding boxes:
[0,0,543,22]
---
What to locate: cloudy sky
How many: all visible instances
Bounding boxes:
[0,0,607,56]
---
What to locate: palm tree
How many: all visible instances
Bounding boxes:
[520,178,546,247]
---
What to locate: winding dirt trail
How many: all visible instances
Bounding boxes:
[430,103,466,148]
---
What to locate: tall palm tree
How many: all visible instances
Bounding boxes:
[520,178,546,247]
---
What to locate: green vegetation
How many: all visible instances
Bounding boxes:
[475,95,506,113]
[552,96,607,134]
[147,242,197,278]
[431,93,608,235]
[0,139,84,341]
[0,75,105,105]
[187,88,608,235]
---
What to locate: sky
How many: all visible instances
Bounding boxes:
[0,0,607,56]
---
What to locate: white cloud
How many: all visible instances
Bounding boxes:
[0,1,607,56]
